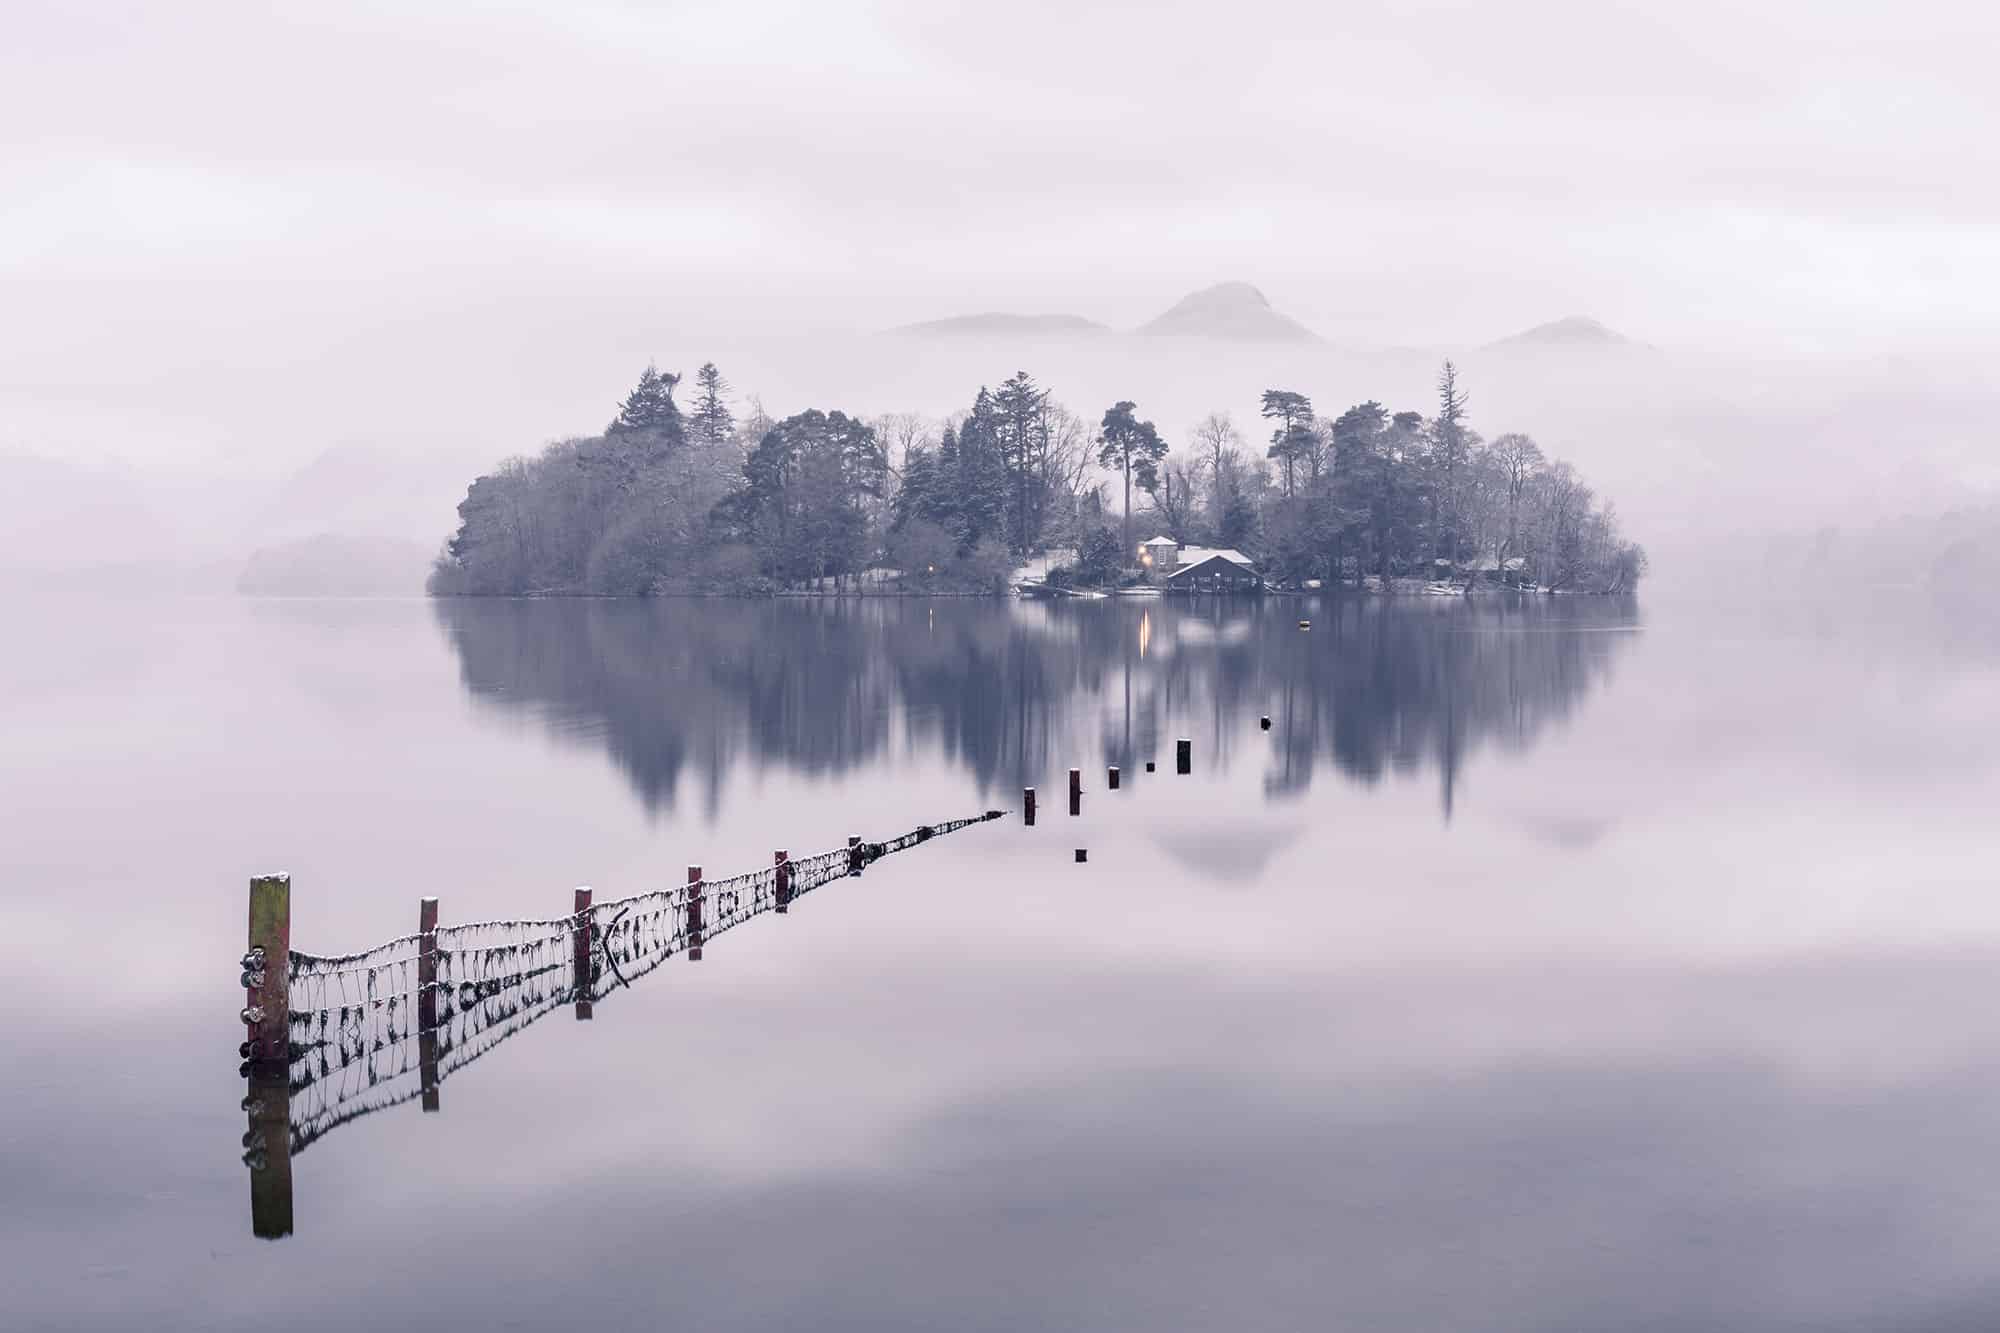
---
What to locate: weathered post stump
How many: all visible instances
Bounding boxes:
[572,887,594,1019]
[1176,738,1192,774]
[774,849,791,913]
[687,867,703,961]
[418,896,440,1111]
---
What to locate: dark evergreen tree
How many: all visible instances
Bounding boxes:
[690,362,734,448]
[1096,400,1167,557]
[1260,389,1314,498]
[609,363,685,444]
[993,370,1048,555]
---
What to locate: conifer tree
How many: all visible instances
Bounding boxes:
[1096,400,1167,558]
[690,362,735,448]
[609,363,685,443]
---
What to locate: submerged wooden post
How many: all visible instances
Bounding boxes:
[847,835,863,875]
[1260,715,1271,731]
[1176,738,1191,774]
[245,1061,292,1239]
[1145,761,1155,773]
[774,850,791,914]
[572,886,593,1020]
[1107,765,1121,790]
[1024,787,1036,825]
[687,866,704,961]
[1068,768,1081,816]
[243,874,289,1066]
[418,896,440,1112]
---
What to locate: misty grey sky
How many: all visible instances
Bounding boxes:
[4,0,1996,470]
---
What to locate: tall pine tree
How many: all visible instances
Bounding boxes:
[690,362,735,448]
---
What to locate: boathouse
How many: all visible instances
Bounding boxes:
[1164,548,1261,592]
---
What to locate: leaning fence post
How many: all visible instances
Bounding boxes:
[1069,768,1082,816]
[687,866,704,961]
[572,887,593,1020]
[774,850,791,914]
[418,896,440,1112]
[1176,738,1192,774]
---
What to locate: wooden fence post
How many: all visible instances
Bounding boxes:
[774,850,791,913]
[1068,768,1081,816]
[1176,738,1192,774]
[243,873,291,1239]
[572,887,593,1020]
[244,875,290,1065]
[418,896,440,1112]
[1024,787,1036,825]
[687,866,704,961]
[847,835,863,875]
[1107,765,1120,790]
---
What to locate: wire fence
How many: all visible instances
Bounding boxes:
[261,812,999,1160]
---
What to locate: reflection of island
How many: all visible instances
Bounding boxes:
[433,597,1636,819]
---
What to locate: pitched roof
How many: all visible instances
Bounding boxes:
[1167,549,1259,579]
[1175,546,1255,568]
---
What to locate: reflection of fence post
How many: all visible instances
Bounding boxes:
[848,835,862,875]
[418,896,440,1112]
[1024,787,1036,825]
[572,887,593,1020]
[1069,768,1081,815]
[1176,738,1191,774]
[245,1062,292,1239]
[244,874,289,1065]
[774,850,791,914]
[687,866,703,961]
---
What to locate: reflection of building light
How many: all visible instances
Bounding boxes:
[1139,608,1151,659]
[1140,551,1153,567]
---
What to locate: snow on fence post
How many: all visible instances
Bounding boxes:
[572,887,593,1020]
[418,896,440,1112]
[687,867,704,961]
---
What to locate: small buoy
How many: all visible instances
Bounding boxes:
[1259,716,1271,730]
[1075,849,1088,863]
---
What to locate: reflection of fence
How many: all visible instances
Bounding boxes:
[238,813,1001,1238]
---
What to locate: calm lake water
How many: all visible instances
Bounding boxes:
[5,592,2000,1330]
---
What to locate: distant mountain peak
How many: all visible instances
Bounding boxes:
[1137,282,1320,342]
[890,311,1108,337]
[1489,315,1637,348]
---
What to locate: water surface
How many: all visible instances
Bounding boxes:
[4,593,1998,1331]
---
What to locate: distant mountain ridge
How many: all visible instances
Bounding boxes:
[892,312,1109,337]
[1136,282,1319,342]
[1488,315,1640,349]
[890,281,1320,343]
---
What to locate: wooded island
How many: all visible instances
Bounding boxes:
[429,361,1645,597]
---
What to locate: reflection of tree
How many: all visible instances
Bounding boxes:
[434,596,1635,820]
